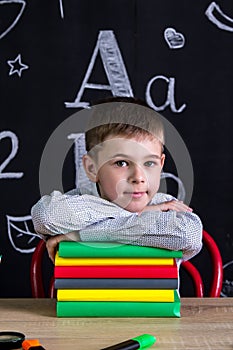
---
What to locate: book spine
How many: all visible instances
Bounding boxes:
[58,242,182,258]
[56,298,180,318]
[55,254,174,266]
[57,289,174,302]
[54,265,178,279]
[54,278,178,290]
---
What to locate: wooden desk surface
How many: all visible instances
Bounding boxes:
[0,298,232,349]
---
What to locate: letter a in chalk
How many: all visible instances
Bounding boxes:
[146,75,186,113]
[65,30,134,108]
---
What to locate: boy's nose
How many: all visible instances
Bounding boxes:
[128,164,146,184]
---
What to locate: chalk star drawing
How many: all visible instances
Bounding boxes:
[205,2,233,32]
[164,28,185,49]
[0,0,26,40]
[7,53,29,77]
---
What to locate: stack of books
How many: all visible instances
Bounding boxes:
[54,242,182,317]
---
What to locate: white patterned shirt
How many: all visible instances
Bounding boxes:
[31,189,202,261]
[31,189,202,260]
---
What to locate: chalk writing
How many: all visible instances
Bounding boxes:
[0,0,26,40]
[6,215,39,253]
[65,30,186,114]
[0,130,23,179]
[160,172,185,201]
[164,27,185,49]
[65,30,133,108]
[146,75,186,113]
[205,2,233,32]
[59,0,64,19]
[7,53,29,77]
[68,133,104,196]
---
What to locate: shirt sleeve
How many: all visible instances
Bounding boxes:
[31,190,134,235]
[31,190,203,261]
[79,210,203,261]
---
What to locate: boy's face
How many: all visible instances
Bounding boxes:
[83,136,165,213]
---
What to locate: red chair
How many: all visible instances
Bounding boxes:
[30,239,55,298]
[181,230,223,297]
[30,230,223,298]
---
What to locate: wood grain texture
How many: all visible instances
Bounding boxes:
[0,298,232,349]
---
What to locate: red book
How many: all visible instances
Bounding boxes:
[54,264,178,279]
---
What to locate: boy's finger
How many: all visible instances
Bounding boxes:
[165,200,193,212]
[175,202,193,212]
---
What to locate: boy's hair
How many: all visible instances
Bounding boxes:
[85,97,165,152]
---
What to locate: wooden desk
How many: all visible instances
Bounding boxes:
[0,298,232,349]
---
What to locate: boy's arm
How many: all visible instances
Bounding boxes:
[31,190,202,261]
[79,209,203,261]
[31,190,131,236]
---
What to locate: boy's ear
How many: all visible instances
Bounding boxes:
[161,153,165,168]
[82,154,98,183]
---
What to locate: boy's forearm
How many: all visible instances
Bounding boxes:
[31,190,132,236]
[31,191,202,261]
[79,211,203,261]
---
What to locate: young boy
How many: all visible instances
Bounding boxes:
[31,98,202,263]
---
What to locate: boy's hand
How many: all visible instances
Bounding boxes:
[141,200,193,214]
[46,234,65,263]
[46,231,80,263]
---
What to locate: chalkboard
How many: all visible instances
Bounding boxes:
[0,0,232,297]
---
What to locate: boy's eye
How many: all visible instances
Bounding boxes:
[115,160,128,167]
[144,161,156,167]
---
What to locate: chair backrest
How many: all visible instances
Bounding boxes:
[181,230,223,297]
[30,230,223,298]
[30,239,55,298]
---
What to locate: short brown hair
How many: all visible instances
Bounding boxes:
[85,97,165,152]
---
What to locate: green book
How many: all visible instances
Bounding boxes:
[56,291,180,317]
[58,241,183,258]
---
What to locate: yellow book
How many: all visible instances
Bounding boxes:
[57,289,175,302]
[55,253,174,266]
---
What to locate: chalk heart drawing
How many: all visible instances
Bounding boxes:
[0,0,26,40]
[164,27,185,49]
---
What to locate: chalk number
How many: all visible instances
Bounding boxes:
[0,131,24,179]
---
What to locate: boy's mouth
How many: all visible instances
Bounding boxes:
[124,191,148,199]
